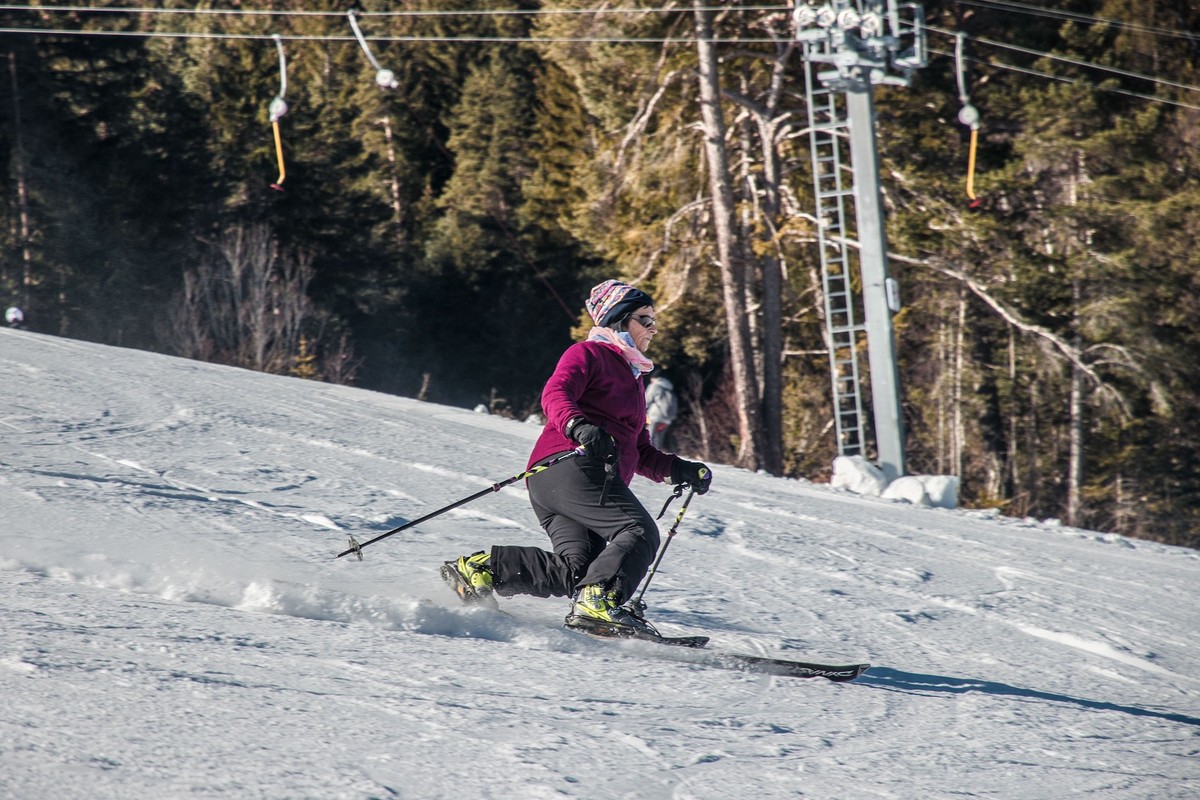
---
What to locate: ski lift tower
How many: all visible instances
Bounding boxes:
[795,1,926,482]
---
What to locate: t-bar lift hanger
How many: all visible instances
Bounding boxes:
[268,33,288,191]
[955,32,982,208]
[348,10,399,90]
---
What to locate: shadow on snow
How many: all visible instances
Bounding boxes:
[859,667,1200,727]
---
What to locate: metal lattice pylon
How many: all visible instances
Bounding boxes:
[796,0,926,478]
[803,43,866,457]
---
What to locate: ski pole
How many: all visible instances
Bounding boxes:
[628,485,698,614]
[336,448,584,560]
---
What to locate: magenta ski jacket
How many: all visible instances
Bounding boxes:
[528,340,676,486]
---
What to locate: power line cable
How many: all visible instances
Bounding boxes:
[0,3,333,17]
[952,0,1200,45]
[929,47,1200,112]
[0,3,790,44]
[0,27,784,43]
[3,6,1198,112]
[928,26,1200,98]
[0,3,793,18]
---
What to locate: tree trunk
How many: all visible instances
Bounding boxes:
[758,194,784,474]
[1067,278,1084,527]
[745,54,791,476]
[1008,324,1020,500]
[1065,154,1087,527]
[936,313,949,474]
[7,51,33,294]
[953,290,966,478]
[693,6,763,470]
[378,116,405,249]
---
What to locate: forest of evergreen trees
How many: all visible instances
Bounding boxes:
[2,1,1198,549]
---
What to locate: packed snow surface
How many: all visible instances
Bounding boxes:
[2,329,1197,799]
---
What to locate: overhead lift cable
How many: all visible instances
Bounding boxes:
[952,0,1200,44]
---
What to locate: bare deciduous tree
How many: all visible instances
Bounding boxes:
[166,223,358,384]
[693,4,765,470]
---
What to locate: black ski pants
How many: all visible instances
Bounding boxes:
[489,452,659,604]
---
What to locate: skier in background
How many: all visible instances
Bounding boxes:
[441,279,711,637]
[644,373,677,450]
[4,307,26,329]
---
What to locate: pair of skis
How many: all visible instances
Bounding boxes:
[559,614,870,683]
[441,564,869,683]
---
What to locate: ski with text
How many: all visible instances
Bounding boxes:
[564,618,869,682]
[703,652,870,682]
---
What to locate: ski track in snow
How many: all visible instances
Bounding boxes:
[2,329,1199,799]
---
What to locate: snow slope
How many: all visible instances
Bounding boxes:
[1,328,1197,800]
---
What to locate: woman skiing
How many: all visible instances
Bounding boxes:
[441,279,711,637]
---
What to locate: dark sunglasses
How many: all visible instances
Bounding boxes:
[630,314,657,329]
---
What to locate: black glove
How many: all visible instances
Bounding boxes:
[671,459,713,494]
[568,420,616,462]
